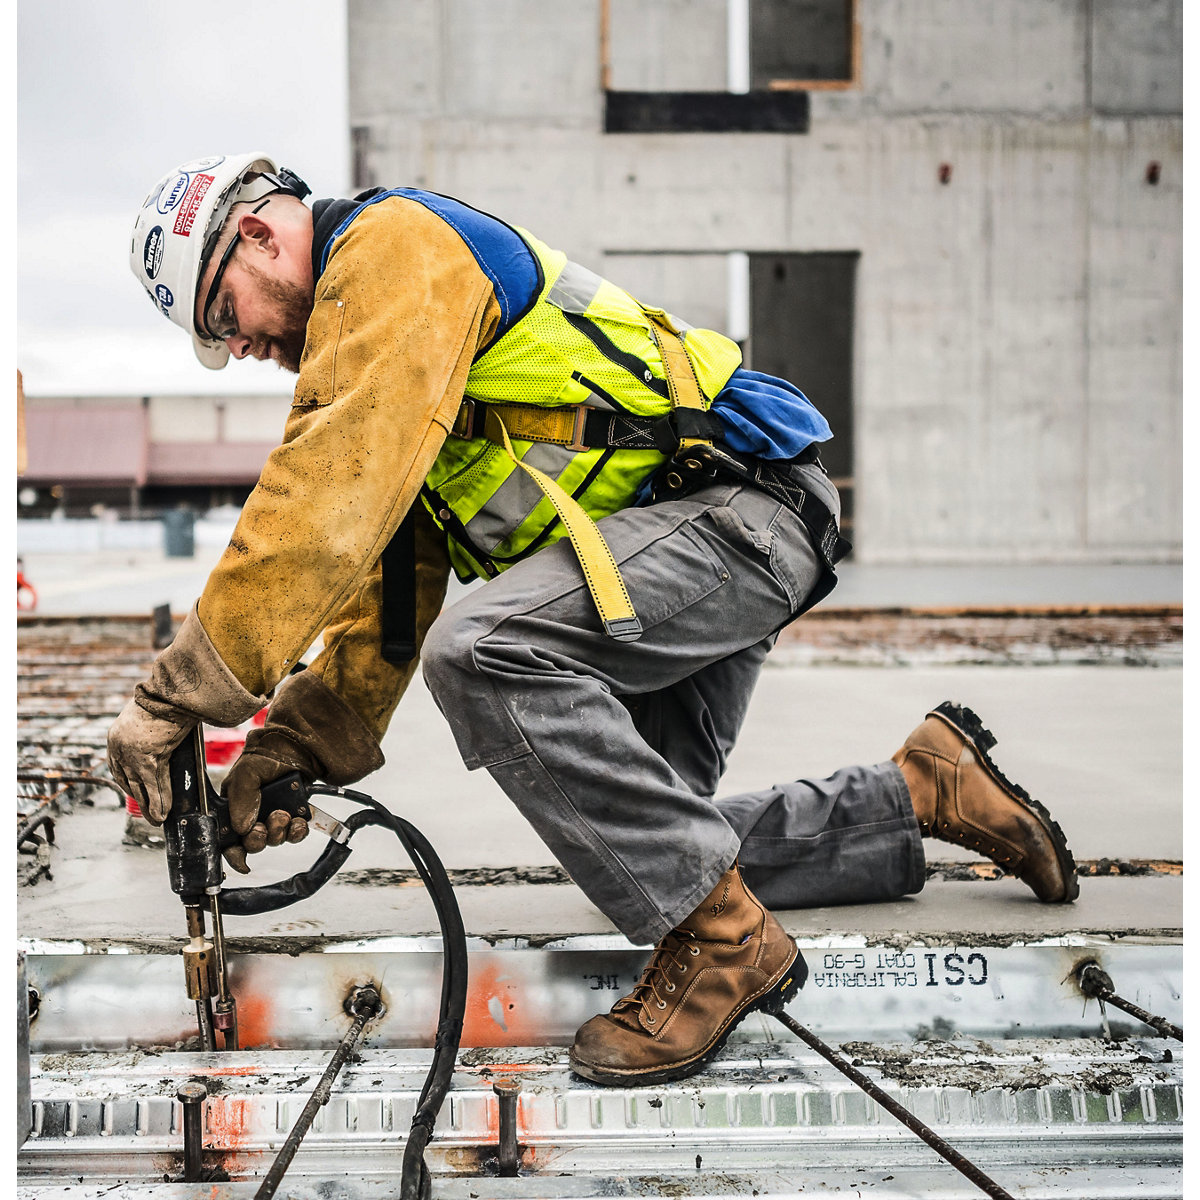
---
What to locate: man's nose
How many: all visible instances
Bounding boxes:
[226,334,253,360]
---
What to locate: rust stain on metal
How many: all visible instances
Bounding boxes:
[229,990,274,1051]
[461,962,541,1048]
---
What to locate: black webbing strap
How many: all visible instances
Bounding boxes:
[648,442,851,613]
[380,510,418,664]
[750,458,853,570]
[451,398,725,454]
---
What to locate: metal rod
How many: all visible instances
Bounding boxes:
[16,772,128,801]
[253,986,381,1200]
[1077,963,1182,1041]
[771,1011,1015,1200]
[493,1077,521,1177]
[177,1083,207,1182]
[194,998,216,1053]
[16,812,56,847]
[207,894,238,1050]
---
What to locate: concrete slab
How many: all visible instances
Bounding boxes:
[19,795,1180,945]
[18,655,1181,945]
[364,662,1183,870]
[16,549,1182,950]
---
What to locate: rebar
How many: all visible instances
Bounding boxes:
[772,1011,1015,1200]
[253,985,382,1200]
[1076,962,1182,1041]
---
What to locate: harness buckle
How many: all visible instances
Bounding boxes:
[453,398,478,439]
[566,405,595,452]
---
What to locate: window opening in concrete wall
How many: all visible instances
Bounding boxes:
[750,0,859,90]
[746,251,857,540]
[603,0,858,132]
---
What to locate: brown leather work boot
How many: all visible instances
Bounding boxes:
[894,701,1079,903]
[570,863,806,1086]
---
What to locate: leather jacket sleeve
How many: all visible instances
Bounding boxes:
[197,196,501,705]
[304,502,452,744]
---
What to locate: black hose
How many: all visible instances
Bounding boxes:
[219,810,381,915]
[313,789,467,1200]
[225,785,467,1199]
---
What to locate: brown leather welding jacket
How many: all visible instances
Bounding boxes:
[197,195,500,743]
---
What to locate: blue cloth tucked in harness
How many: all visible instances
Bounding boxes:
[634,368,832,505]
[711,368,832,460]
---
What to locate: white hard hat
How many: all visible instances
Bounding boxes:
[129,153,309,369]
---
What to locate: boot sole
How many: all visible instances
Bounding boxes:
[569,946,808,1087]
[929,701,1080,903]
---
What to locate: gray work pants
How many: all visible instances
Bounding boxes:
[422,464,924,945]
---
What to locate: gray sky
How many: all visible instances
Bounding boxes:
[18,0,351,397]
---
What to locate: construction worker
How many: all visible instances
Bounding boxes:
[110,153,1078,1087]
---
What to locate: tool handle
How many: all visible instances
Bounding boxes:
[167,728,209,819]
[211,772,314,852]
[166,731,222,898]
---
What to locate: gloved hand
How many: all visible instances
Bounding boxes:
[222,732,316,874]
[220,668,385,873]
[108,606,263,824]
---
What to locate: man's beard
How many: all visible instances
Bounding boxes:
[242,261,314,374]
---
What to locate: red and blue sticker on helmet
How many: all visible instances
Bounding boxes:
[173,174,215,237]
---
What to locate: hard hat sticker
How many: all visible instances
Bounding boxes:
[143,227,165,279]
[156,172,191,215]
[155,284,174,311]
[173,174,215,238]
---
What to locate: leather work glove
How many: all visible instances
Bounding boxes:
[221,730,316,874]
[220,669,385,874]
[108,606,263,825]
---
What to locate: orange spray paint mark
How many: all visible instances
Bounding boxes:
[460,962,542,1048]
[231,990,274,1050]
[205,1094,254,1151]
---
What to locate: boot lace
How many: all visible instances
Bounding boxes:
[611,930,702,1026]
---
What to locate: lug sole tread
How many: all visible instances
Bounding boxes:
[930,700,1080,903]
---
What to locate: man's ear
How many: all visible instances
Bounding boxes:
[238,210,279,259]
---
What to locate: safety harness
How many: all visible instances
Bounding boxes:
[380,310,849,663]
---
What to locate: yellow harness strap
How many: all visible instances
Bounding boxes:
[641,307,714,452]
[492,418,643,642]
[447,314,713,643]
[451,314,712,453]
[452,400,586,450]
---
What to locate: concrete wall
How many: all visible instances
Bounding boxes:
[346,0,1181,563]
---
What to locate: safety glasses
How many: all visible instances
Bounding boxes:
[200,198,271,342]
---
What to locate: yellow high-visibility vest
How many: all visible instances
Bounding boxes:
[423,229,742,636]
